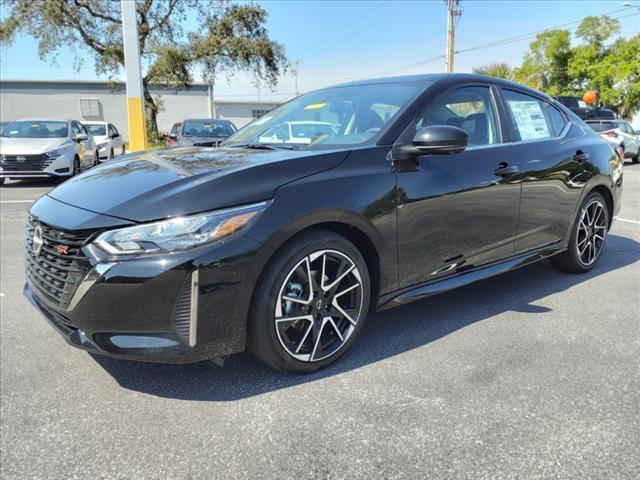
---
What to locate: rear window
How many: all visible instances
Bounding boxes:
[84,124,106,136]
[588,122,617,132]
[182,120,235,138]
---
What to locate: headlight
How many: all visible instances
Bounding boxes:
[94,201,269,256]
[46,147,69,159]
[97,142,108,149]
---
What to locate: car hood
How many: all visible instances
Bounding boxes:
[0,137,70,154]
[92,135,109,144]
[47,146,349,222]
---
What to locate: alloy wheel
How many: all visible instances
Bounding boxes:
[576,199,607,266]
[275,249,363,362]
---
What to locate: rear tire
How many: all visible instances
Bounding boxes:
[247,230,370,373]
[550,191,609,273]
[110,148,114,160]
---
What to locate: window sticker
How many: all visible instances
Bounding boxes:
[509,100,550,140]
[304,103,327,110]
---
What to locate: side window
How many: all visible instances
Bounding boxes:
[415,86,499,147]
[546,105,567,136]
[503,90,561,141]
[70,122,81,136]
[170,123,179,136]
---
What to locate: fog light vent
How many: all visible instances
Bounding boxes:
[171,271,198,346]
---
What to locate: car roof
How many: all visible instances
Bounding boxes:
[327,73,559,103]
[182,118,232,123]
[14,118,73,122]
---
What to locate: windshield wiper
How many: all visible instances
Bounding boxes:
[228,143,297,150]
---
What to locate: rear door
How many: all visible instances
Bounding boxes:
[498,89,588,253]
[395,84,521,287]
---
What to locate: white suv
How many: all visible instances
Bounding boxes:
[0,119,98,185]
[587,119,640,164]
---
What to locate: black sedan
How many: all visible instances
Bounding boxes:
[24,74,623,373]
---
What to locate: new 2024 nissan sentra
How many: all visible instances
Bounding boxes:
[24,74,623,373]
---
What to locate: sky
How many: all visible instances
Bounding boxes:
[0,0,638,102]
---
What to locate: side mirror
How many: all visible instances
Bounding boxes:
[168,133,177,140]
[75,133,88,142]
[111,132,120,139]
[412,125,468,154]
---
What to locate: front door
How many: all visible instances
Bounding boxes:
[395,85,521,288]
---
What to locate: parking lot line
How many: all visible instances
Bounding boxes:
[616,217,640,225]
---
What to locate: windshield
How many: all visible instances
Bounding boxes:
[84,124,106,136]
[182,120,235,137]
[588,121,618,132]
[1,120,68,138]
[224,83,425,149]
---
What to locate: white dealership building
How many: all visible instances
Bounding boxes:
[0,79,282,141]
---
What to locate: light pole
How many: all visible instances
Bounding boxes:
[121,0,148,151]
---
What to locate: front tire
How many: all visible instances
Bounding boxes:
[72,156,81,176]
[550,191,609,273]
[248,230,370,373]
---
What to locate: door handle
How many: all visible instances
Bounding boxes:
[494,162,520,177]
[573,151,590,163]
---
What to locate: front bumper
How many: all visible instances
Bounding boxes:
[24,208,268,363]
[1,151,74,178]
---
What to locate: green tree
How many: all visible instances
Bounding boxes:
[514,29,572,95]
[472,62,513,80]
[0,0,289,134]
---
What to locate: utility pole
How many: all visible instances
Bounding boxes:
[291,60,301,97]
[445,0,463,73]
[121,0,147,151]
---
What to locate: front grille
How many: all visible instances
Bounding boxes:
[1,154,49,172]
[25,216,93,310]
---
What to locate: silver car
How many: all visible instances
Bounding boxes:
[587,119,640,164]
[0,119,98,185]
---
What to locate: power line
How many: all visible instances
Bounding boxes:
[360,6,639,80]
[298,1,387,56]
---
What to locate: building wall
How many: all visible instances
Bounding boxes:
[0,81,279,141]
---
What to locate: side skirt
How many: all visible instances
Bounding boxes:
[378,245,564,311]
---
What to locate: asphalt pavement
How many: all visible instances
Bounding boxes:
[1,165,639,480]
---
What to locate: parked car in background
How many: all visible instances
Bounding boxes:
[23,74,623,372]
[587,119,640,163]
[556,96,616,120]
[82,122,125,161]
[167,119,237,147]
[0,119,98,185]
[165,122,182,146]
[258,121,339,144]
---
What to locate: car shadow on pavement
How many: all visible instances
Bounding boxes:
[92,234,640,401]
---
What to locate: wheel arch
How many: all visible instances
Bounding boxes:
[249,211,386,315]
[590,184,614,229]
